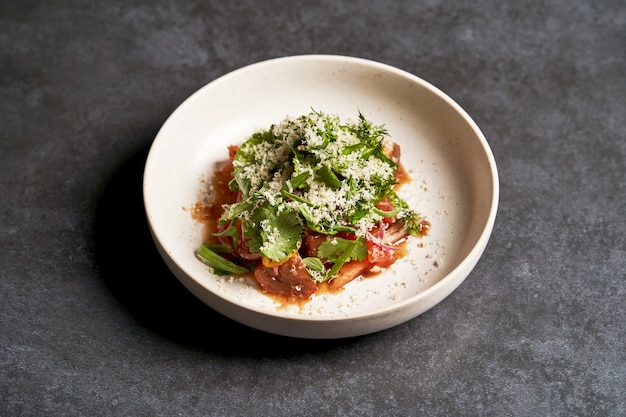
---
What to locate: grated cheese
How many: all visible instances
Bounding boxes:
[227,111,401,236]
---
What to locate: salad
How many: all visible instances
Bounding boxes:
[194,110,428,300]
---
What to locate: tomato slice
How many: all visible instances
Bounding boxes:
[366,240,396,268]
[228,145,239,160]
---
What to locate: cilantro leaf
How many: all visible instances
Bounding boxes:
[317,237,368,281]
[302,257,327,281]
[244,204,304,262]
[318,237,367,262]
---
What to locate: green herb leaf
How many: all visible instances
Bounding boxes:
[245,204,304,262]
[318,237,368,281]
[202,243,233,254]
[372,206,402,218]
[220,197,256,223]
[398,210,423,236]
[196,244,250,275]
[281,189,313,206]
[302,257,325,273]
[288,171,311,190]
[232,128,284,196]
[316,165,342,188]
[212,224,240,249]
[318,237,367,263]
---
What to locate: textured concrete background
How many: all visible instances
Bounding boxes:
[1,1,624,416]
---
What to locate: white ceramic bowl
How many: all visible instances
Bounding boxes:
[143,55,499,339]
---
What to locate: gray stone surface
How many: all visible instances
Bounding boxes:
[1,1,624,416]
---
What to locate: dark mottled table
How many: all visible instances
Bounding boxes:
[2,1,624,415]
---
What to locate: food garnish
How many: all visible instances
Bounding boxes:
[194,110,428,300]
